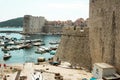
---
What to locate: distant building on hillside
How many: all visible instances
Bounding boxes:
[43,21,64,34]
[23,15,45,34]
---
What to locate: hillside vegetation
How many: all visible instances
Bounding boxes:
[0,17,23,27]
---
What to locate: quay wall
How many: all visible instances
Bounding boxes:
[56,26,91,69]
[89,0,120,73]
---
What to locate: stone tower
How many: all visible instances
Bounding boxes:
[89,0,120,73]
[23,15,45,34]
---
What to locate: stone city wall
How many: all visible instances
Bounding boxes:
[43,25,63,34]
[23,15,45,34]
[89,0,120,73]
[56,26,91,69]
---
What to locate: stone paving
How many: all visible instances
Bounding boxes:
[4,62,92,80]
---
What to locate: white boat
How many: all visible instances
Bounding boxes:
[41,46,50,52]
[50,46,58,50]
[35,48,46,54]
[33,42,41,46]
[3,53,11,60]
[32,72,43,80]
[49,41,60,45]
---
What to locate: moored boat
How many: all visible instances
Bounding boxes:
[35,48,46,54]
[33,42,41,46]
[23,43,33,49]
[49,41,60,45]
[41,46,50,52]
[50,46,58,50]
[2,48,11,51]
[3,53,11,60]
[50,50,56,55]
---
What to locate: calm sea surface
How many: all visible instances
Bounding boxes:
[0,28,61,64]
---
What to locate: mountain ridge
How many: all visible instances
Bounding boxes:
[0,17,23,27]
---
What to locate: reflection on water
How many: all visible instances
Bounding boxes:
[0,28,61,64]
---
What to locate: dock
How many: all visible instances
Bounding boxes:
[0,39,44,51]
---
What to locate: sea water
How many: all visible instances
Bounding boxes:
[0,27,61,64]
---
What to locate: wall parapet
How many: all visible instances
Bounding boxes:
[62,26,89,37]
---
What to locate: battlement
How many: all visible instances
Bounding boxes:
[62,26,89,37]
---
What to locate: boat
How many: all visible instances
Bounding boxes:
[50,50,56,55]
[33,42,41,46]
[32,72,43,80]
[24,43,33,49]
[41,46,50,52]
[49,41,60,45]
[37,57,45,62]
[35,48,46,54]
[2,48,11,51]
[3,53,11,60]
[33,42,45,46]
[50,46,58,50]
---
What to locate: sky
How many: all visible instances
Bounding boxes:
[0,0,89,22]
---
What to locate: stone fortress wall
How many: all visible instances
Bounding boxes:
[23,0,120,73]
[23,15,45,34]
[89,0,120,73]
[56,0,120,73]
[56,26,91,69]
[23,15,87,34]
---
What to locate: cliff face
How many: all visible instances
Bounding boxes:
[56,27,91,69]
[89,0,120,73]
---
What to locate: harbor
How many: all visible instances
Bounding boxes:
[1,0,120,79]
[0,27,61,64]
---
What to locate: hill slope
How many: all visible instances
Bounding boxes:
[0,17,23,27]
